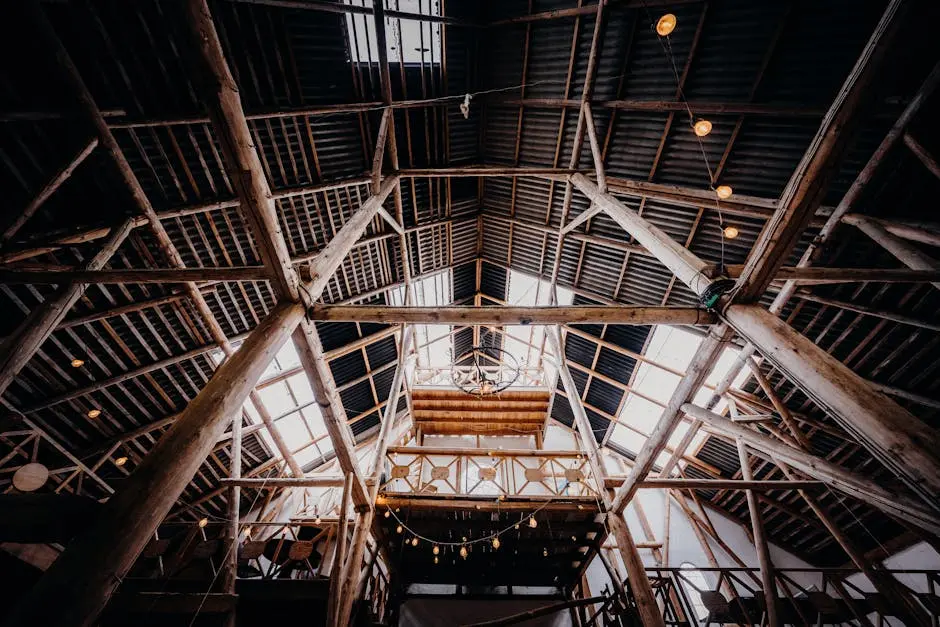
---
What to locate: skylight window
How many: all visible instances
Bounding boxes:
[344,0,442,65]
[504,270,573,372]
[608,326,750,471]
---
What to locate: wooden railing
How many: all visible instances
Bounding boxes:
[380,446,601,499]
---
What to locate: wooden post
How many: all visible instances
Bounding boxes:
[0,217,134,398]
[722,304,940,505]
[222,408,242,627]
[735,439,779,627]
[744,358,811,449]
[680,402,940,534]
[903,133,940,180]
[2,301,305,627]
[546,326,664,627]
[327,472,353,627]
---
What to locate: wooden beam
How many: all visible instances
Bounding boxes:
[0,218,134,398]
[1,138,98,244]
[462,596,608,627]
[722,304,940,505]
[904,133,940,180]
[680,402,940,535]
[220,477,346,488]
[731,0,905,301]
[609,326,734,514]
[620,478,825,491]
[2,301,305,627]
[793,290,940,332]
[0,267,268,284]
[309,305,715,326]
[736,439,780,627]
[843,214,940,290]
[495,97,826,117]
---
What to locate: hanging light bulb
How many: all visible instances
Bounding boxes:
[434,556,439,564]
[87,409,101,419]
[528,516,538,529]
[693,119,713,137]
[459,545,468,559]
[543,547,549,557]
[433,545,440,555]
[656,13,677,36]
[722,225,740,239]
[315,514,322,524]
[70,358,84,368]
[492,537,501,550]
[411,537,419,547]
[198,518,209,528]
[514,523,519,530]
[716,185,733,199]
[114,456,128,467]
[396,524,403,534]
[384,509,391,518]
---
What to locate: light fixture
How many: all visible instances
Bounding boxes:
[87,409,101,419]
[434,556,439,564]
[514,523,520,530]
[396,524,403,534]
[459,545,468,559]
[198,518,208,528]
[528,516,538,529]
[315,515,322,524]
[656,13,677,36]
[70,358,84,368]
[114,456,128,467]
[693,119,713,137]
[723,225,740,239]
[571,535,577,542]
[716,185,733,199]
[433,545,440,555]
[384,510,391,518]
[543,547,549,557]
[492,537,501,550]
[411,537,419,547]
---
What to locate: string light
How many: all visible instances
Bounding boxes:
[716,185,733,199]
[384,509,391,518]
[411,537,419,547]
[543,547,549,557]
[87,409,101,419]
[693,119,713,137]
[656,13,677,37]
[722,225,740,239]
[396,524,403,534]
[433,545,440,555]
[528,516,538,529]
[459,545,468,559]
[114,456,128,467]
[434,556,439,564]
[492,537,500,549]
[70,358,84,368]
[198,518,208,528]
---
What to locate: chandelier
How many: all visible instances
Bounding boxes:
[450,339,521,397]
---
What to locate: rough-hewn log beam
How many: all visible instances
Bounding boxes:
[0,218,134,399]
[3,301,305,627]
[731,0,905,301]
[681,402,940,534]
[843,214,940,290]
[0,267,267,284]
[309,305,715,326]
[722,304,940,503]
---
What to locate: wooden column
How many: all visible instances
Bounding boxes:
[337,326,414,627]
[546,326,664,627]
[221,408,242,627]
[680,402,940,534]
[0,217,134,398]
[735,439,779,627]
[2,301,305,627]
[327,472,353,627]
[722,304,940,504]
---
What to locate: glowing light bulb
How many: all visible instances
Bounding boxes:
[70,358,84,368]
[433,545,440,555]
[656,13,677,36]
[716,185,733,199]
[384,509,390,518]
[492,537,501,549]
[459,545,468,559]
[396,524,403,534]
[434,556,439,564]
[315,515,322,524]
[198,518,208,528]
[723,225,740,239]
[87,409,101,419]
[693,119,713,137]
[411,537,419,547]
[114,456,128,467]
[543,547,549,557]
[528,516,538,529]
